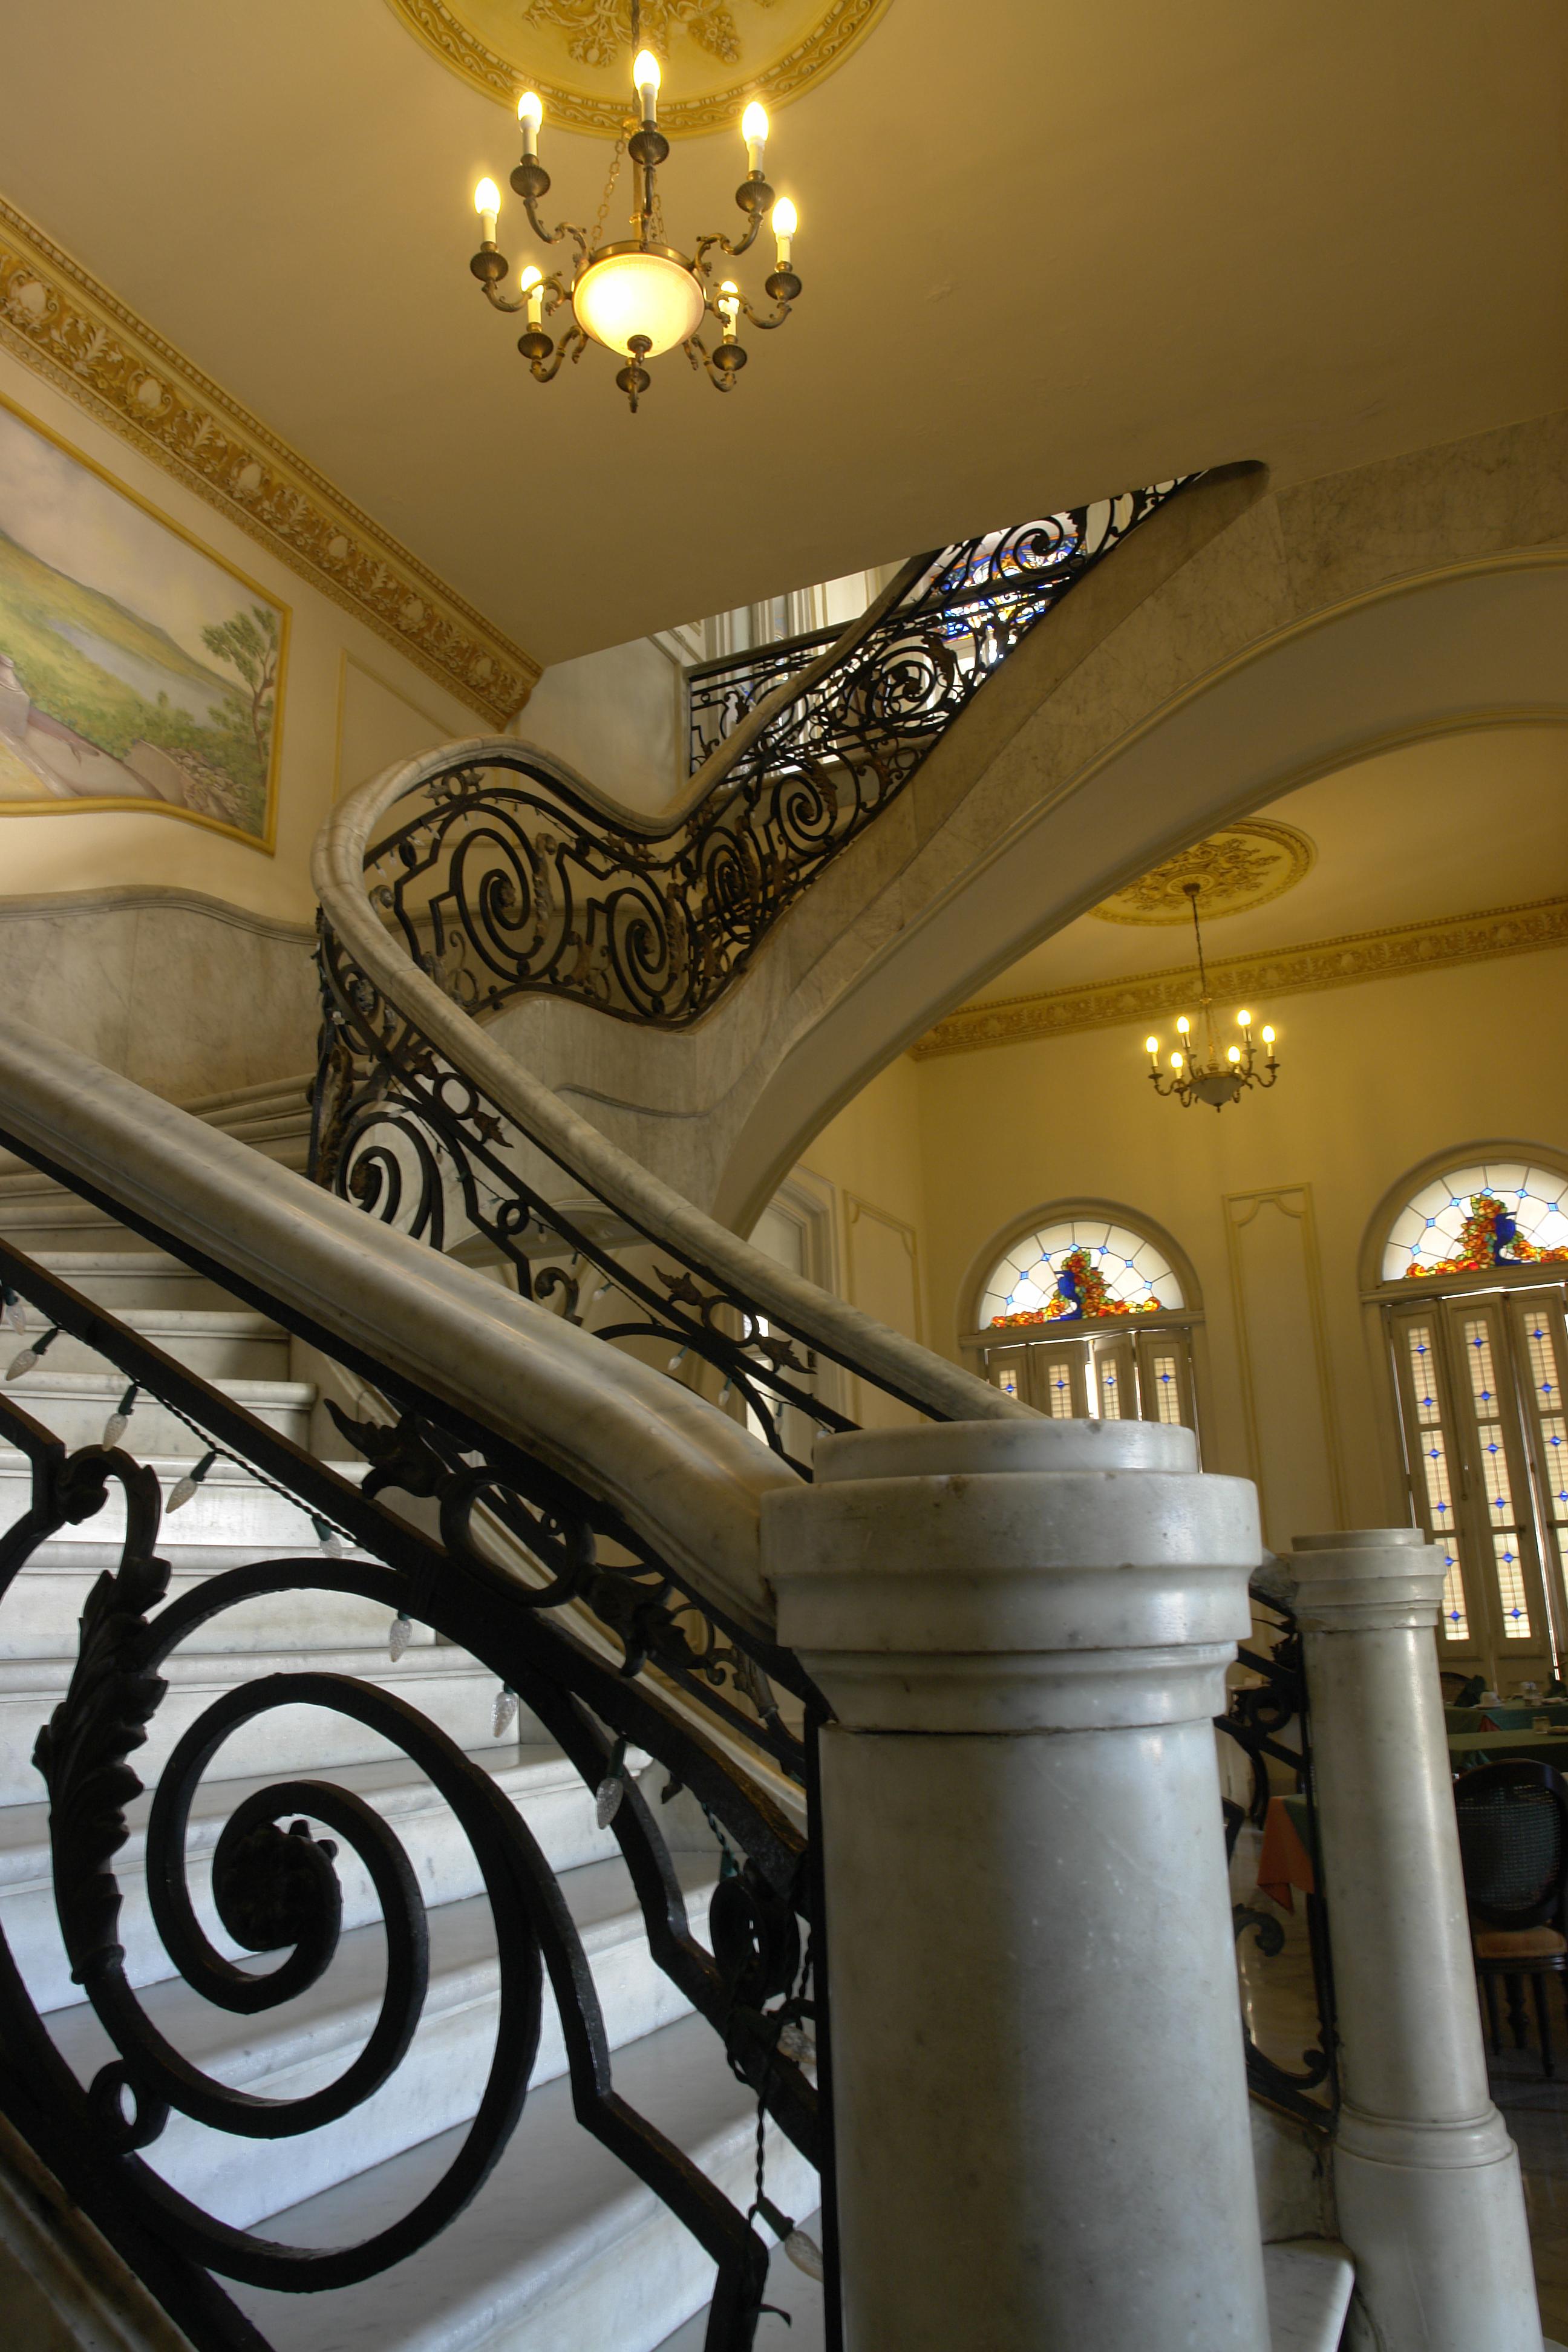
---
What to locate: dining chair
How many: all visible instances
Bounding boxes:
[1454,1758,1568,2077]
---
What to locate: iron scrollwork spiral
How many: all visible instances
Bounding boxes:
[0,1234,823,2348]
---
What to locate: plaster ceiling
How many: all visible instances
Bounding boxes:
[0,0,1561,667]
[964,725,1568,1007]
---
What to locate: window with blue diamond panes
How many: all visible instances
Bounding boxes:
[1382,1160,1568,1282]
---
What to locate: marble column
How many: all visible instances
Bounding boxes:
[763,1419,1269,2351]
[1290,1528,1544,2351]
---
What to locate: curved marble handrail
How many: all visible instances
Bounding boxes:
[0,1019,791,1641]
[315,745,1027,1430]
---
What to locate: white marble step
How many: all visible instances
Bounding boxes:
[4,1249,244,1313]
[0,1371,315,1452]
[1,1738,647,2011]
[0,1637,538,1807]
[653,2231,1356,2351]
[229,2004,818,2352]
[5,1297,289,1380]
[41,1851,719,2230]
[0,1454,361,1558]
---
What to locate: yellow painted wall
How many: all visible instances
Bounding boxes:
[909,944,1568,1546]
[0,346,474,923]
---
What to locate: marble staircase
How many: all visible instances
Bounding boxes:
[0,1071,1354,2350]
[0,1074,815,2352]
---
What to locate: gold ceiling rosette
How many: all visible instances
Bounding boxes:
[387,0,892,135]
[1092,820,1316,925]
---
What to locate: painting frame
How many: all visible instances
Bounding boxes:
[0,384,289,852]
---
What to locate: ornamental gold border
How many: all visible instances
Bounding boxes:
[1089,818,1316,925]
[0,382,290,852]
[384,0,893,137]
[0,195,538,726]
[911,895,1568,1060]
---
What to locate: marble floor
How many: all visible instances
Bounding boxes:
[1233,1828,1568,2342]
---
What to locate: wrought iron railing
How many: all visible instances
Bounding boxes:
[1217,1576,1339,2123]
[0,1200,830,2352]
[310,482,1199,1462]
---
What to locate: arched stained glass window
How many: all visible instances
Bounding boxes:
[1382,1161,1568,1284]
[980,1217,1183,1328]
[1377,1152,1568,1686]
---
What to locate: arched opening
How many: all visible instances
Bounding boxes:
[1365,1144,1568,1690]
[962,1201,1203,1443]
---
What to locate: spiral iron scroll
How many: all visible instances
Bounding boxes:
[0,1237,821,2348]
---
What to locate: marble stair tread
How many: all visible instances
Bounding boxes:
[229,2005,817,2352]
[0,1638,540,1806]
[4,1250,243,1310]
[38,1857,720,2229]
[42,1850,717,2086]
[4,1745,668,2008]
[0,1452,358,1544]
[653,2233,1357,2351]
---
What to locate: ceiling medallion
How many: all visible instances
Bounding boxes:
[471,19,802,408]
[1144,884,1281,1113]
[389,0,890,136]
[1093,819,1315,925]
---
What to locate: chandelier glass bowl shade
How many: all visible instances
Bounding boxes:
[467,40,803,410]
[1144,883,1280,1111]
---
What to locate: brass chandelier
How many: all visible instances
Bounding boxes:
[468,14,802,413]
[1145,882,1280,1111]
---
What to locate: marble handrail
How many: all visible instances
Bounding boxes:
[0,1018,792,1642]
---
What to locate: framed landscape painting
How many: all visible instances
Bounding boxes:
[0,391,287,845]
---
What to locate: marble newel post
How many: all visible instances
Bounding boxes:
[763,1419,1270,2351]
[1290,1529,1544,2352]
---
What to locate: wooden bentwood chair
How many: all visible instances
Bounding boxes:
[1454,1759,1568,2077]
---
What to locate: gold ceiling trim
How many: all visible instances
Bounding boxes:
[911,895,1568,1062]
[385,0,892,137]
[0,196,538,725]
[1090,819,1316,925]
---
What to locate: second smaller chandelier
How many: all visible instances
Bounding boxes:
[469,32,802,412]
[1144,882,1280,1111]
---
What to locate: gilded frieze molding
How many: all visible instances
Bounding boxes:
[0,197,538,725]
[912,895,1568,1061]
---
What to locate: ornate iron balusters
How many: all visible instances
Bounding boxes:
[1217,1575,1339,2121]
[0,1228,823,2350]
[310,483,1199,1462]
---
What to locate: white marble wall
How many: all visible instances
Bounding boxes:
[0,887,318,1101]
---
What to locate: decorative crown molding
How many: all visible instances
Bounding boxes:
[0,195,538,726]
[911,894,1568,1061]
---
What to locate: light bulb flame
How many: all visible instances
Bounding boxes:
[1145,1036,1160,1056]
[1261,1025,1276,1044]
[518,264,543,291]
[772,197,797,237]
[633,48,661,93]
[517,90,543,127]
[1236,1008,1252,1027]
[1170,1052,1184,1070]
[1176,1016,1190,1034]
[742,101,769,143]
[1227,1045,1241,1063]
[474,178,501,217]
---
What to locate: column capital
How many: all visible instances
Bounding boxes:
[762,1420,1259,1733]
[1289,1527,1445,1632]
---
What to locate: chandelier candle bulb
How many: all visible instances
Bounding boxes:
[633,48,661,125]
[474,177,500,244]
[518,264,543,326]
[1236,1008,1252,1028]
[742,100,769,173]
[719,280,740,340]
[517,89,542,158]
[1177,1015,1191,1034]
[772,195,797,265]
[1145,1035,1160,1061]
